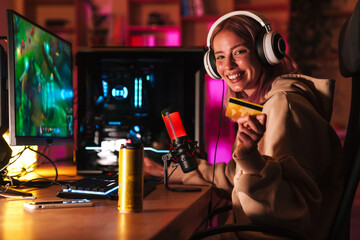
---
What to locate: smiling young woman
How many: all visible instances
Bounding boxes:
[145,11,344,240]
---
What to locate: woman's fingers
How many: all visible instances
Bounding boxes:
[237,114,266,137]
[255,113,267,125]
[234,114,267,157]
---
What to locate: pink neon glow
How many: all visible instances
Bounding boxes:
[206,77,226,105]
[205,74,234,165]
[207,139,233,164]
[166,31,180,46]
[208,20,216,33]
[147,34,156,46]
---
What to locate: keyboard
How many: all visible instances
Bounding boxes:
[57,174,158,200]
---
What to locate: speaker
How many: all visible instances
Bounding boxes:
[0,136,11,172]
[204,11,286,79]
[0,37,8,135]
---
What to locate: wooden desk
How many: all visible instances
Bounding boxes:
[0,163,224,240]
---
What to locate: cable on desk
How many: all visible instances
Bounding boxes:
[34,145,50,167]
[0,183,36,199]
[0,193,35,199]
[19,146,59,188]
[20,178,61,188]
[25,146,58,182]
[0,146,60,189]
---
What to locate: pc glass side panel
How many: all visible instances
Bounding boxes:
[75,47,205,174]
[6,10,74,146]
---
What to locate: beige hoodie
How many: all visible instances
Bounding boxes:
[171,74,344,239]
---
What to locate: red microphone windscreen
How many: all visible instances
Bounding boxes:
[162,111,187,141]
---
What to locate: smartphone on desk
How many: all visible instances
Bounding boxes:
[23,199,93,210]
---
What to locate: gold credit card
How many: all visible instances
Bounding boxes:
[225,97,263,119]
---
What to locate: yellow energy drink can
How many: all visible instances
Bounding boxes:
[118,143,144,212]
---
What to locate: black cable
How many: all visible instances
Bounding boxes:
[207,79,225,228]
[26,146,58,181]
[35,145,50,166]
[22,146,59,187]
[168,164,179,178]
[20,177,61,188]
[1,146,60,189]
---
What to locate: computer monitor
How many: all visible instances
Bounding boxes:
[75,47,205,174]
[6,10,74,146]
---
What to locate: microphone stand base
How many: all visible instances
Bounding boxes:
[163,158,201,192]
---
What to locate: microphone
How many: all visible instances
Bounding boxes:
[161,107,198,173]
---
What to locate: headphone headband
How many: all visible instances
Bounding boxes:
[206,10,272,48]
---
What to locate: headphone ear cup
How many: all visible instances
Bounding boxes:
[256,31,268,65]
[256,31,286,65]
[270,32,286,62]
[203,49,221,79]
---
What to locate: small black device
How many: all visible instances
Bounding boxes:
[0,37,8,135]
[0,38,11,175]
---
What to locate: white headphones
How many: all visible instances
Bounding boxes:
[203,10,286,79]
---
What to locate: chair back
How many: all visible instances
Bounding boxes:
[330,1,360,238]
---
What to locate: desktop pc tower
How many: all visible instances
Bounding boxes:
[74,46,206,174]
